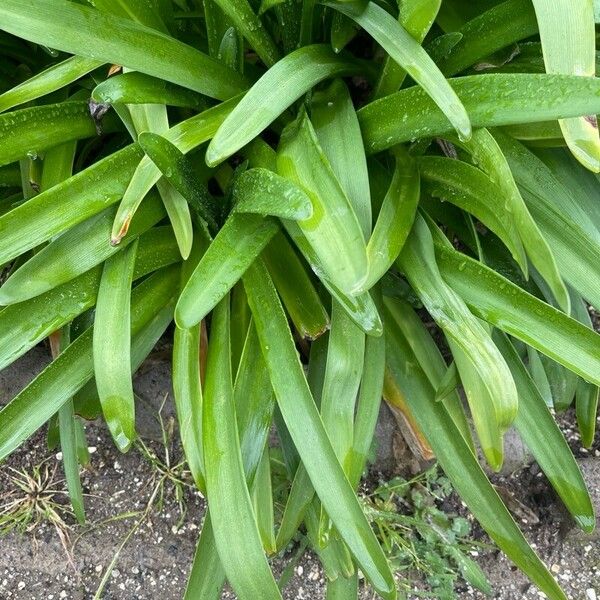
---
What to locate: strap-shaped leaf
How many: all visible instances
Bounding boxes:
[277,110,368,295]
[93,240,138,452]
[398,216,518,470]
[112,98,239,243]
[0,102,97,168]
[210,0,280,67]
[93,72,208,109]
[419,155,528,275]
[311,78,372,237]
[495,132,600,310]
[0,145,143,265]
[364,148,419,290]
[446,128,569,313]
[0,0,248,100]
[0,226,178,373]
[206,45,364,166]
[137,132,217,233]
[359,73,600,155]
[373,0,441,99]
[0,193,165,305]
[203,297,282,600]
[384,314,567,600]
[434,241,600,387]
[494,332,595,533]
[243,260,396,600]
[0,266,179,462]
[0,56,102,113]
[176,214,278,329]
[262,232,330,340]
[325,0,471,140]
[437,0,537,76]
[531,0,600,172]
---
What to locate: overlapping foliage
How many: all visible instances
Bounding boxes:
[0,1,599,598]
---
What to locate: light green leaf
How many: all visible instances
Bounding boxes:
[373,0,441,99]
[206,45,363,166]
[363,147,419,290]
[0,266,179,462]
[0,192,165,304]
[359,74,600,155]
[93,240,138,452]
[324,0,471,140]
[0,0,248,100]
[243,260,396,600]
[398,216,518,470]
[0,227,179,371]
[277,110,368,295]
[530,0,600,171]
[202,297,282,600]
[311,78,371,237]
[434,240,600,387]
[0,55,102,113]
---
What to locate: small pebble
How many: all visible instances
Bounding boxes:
[586,590,597,600]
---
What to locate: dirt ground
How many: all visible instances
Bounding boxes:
[1,346,599,600]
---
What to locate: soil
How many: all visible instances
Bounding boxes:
[1,346,599,600]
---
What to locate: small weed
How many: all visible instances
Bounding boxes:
[362,466,492,599]
[0,458,75,568]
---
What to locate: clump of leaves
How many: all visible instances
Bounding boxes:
[363,468,491,599]
[0,0,599,599]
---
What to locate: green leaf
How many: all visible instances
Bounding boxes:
[232,168,313,220]
[210,0,280,67]
[0,226,179,371]
[320,300,365,471]
[112,98,239,243]
[397,216,518,470]
[0,55,102,113]
[262,231,330,340]
[92,72,208,109]
[93,240,138,452]
[206,45,364,166]
[434,240,600,388]
[382,296,474,453]
[175,215,279,328]
[359,73,600,155]
[311,78,371,237]
[137,132,217,233]
[326,1,471,140]
[0,0,248,100]
[252,447,277,554]
[0,192,165,304]
[447,128,569,313]
[384,314,567,600]
[348,325,385,488]
[277,110,368,295]
[494,332,595,533]
[243,260,396,600]
[364,147,419,290]
[372,0,441,99]
[437,0,537,76]
[0,266,179,462]
[202,296,282,600]
[172,236,210,491]
[530,0,600,171]
[418,155,528,276]
[0,102,97,168]
[495,132,600,311]
[0,145,143,265]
